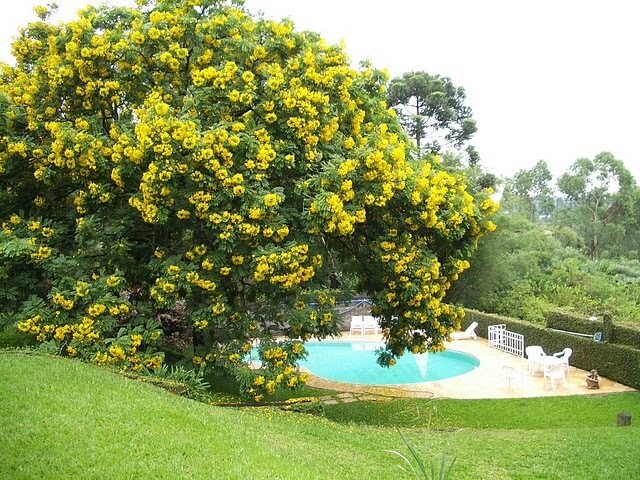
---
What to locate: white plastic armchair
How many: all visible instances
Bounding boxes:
[552,347,572,367]
[544,363,567,390]
[525,346,546,375]
[502,365,522,389]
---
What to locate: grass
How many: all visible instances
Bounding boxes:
[321,394,640,430]
[2,351,640,479]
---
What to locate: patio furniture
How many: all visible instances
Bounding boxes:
[544,363,567,390]
[502,365,522,389]
[362,315,380,334]
[451,321,478,340]
[525,345,546,375]
[537,354,567,371]
[552,347,572,367]
[349,315,364,335]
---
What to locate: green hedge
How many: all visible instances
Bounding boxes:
[462,309,640,390]
[544,308,640,349]
[612,324,640,350]
[545,309,602,336]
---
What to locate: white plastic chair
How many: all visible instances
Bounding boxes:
[362,315,380,334]
[544,363,567,390]
[451,321,478,340]
[502,365,522,389]
[525,346,546,375]
[349,315,364,335]
[552,347,572,367]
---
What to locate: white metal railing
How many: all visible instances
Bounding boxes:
[488,324,524,357]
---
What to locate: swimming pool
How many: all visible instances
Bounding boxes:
[295,341,479,385]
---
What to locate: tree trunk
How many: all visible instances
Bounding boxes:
[590,198,600,261]
[415,100,421,152]
[617,412,632,426]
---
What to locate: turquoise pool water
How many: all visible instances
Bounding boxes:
[255,341,480,385]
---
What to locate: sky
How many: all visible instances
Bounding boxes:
[2,0,639,182]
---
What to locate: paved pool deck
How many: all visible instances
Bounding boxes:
[304,335,636,399]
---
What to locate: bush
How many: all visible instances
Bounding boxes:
[545,309,602,336]
[0,326,35,349]
[612,325,640,350]
[545,308,640,350]
[143,364,212,402]
[0,313,34,348]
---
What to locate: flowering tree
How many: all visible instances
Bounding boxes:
[0,0,497,399]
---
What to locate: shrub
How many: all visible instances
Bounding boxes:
[144,364,212,402]
[545,308,640,350]
[387,428,456,480]
[545,309,602,336]
[612,325,640,350]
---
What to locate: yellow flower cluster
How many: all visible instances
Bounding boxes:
[248,359,309,400]
[150,278,177,304]
[253,244,318,289]
[309,193,367,236]
[87,303,106,317]
[16,315,44,335]
[96,346,163,372]
[52,293,74,311]
[72,317,101,343]
[31,246,52,263]
[263,193,281,208]
[92,330,162,371]
[18,315,100,345]
[194,319,208,330]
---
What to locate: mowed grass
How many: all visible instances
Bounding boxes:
[2,352,640,479]
[322,394,640,430]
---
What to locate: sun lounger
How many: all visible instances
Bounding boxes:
[349,315,364,335]
[362,315,380,334]
[451,321,478,340]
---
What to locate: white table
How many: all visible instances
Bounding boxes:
[533,355,566,375]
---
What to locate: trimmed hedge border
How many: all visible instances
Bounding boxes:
[613,325,640,350]
[462,309,640,390]
[545,309,602,336]
[545,308,640,350]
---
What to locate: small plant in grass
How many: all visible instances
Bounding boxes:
[386,428,456,480]
[143,364,212,402]
[282,396,324,415]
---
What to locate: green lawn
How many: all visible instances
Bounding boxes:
[2,351,639,479]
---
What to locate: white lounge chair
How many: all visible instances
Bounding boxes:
[525,345,546,375]
[451,321,478,340]
[552,347,572,367]
[349,315,364,335]
[362,315,380,335]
